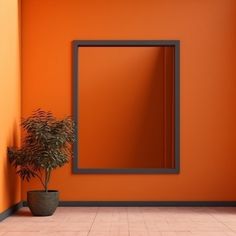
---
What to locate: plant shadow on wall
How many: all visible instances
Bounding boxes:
[8,109,75,216]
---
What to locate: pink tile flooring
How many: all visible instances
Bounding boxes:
[1,207,236,235]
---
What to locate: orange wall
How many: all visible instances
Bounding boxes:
[0,0,21,212]
[21,0,236,201]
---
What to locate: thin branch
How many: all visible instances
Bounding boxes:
[45,168,51,192]
[34,172,46,190]
[44,169,48,192]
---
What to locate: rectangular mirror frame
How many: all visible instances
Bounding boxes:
[72,40,180,174]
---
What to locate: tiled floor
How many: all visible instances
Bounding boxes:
[1,207,236,235]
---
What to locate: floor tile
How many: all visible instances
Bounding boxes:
[191,232,230,236]
[129,231,149,236]
[3,232,41,236]
[159,233,192,236]
[41,232,88,236]
[1,207,236,236]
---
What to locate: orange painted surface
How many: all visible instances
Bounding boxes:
[79,46,174,168]
[0,0,21,213]
[21,0,236,201]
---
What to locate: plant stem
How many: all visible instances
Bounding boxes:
[44,169,48,192]
[44,168,51,192]
[47,169,51,187]
[34,172,46,190]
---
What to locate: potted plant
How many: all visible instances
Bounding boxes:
[8,109,75,216]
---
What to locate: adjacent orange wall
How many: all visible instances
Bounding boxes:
[21,0,236,201]
[0,0,21,212]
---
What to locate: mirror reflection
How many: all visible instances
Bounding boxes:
[77,46,175,169]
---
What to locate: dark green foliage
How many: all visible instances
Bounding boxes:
[8,109,75,192]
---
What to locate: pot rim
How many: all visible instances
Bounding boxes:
[27,190,58,193]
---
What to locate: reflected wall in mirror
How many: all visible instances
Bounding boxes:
[72,40,180,174]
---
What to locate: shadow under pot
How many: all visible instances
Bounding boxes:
[27,190,59,216]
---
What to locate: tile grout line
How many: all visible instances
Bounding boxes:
[142,207,152,235]
[87,207,98,236]
[208,209,235,233]
[127,207,131,236]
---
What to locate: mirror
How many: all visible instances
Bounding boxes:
[72,40,179,173]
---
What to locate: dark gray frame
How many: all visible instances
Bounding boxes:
[72,40,180,174]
